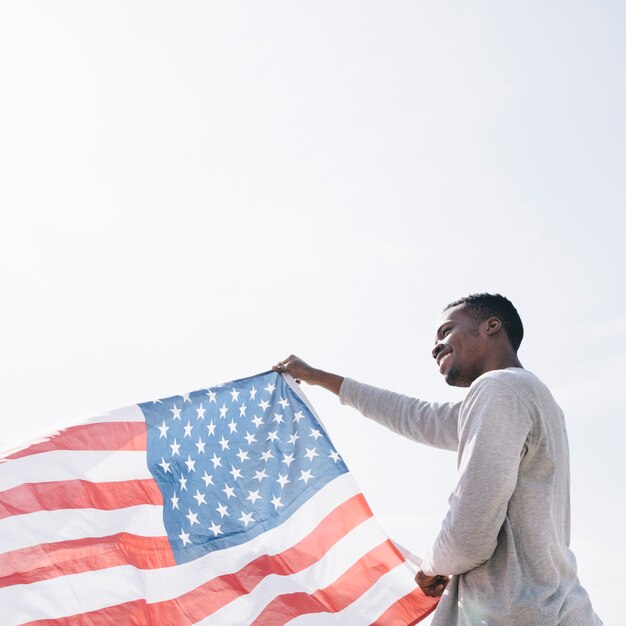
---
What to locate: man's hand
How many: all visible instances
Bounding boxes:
[415,570,450,597]
[273,355,344,395]
[273,355,317,384]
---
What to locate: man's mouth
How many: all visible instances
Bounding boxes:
[438,351,452,373]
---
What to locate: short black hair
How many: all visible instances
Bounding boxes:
[444,293,524,352]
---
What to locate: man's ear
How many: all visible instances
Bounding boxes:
[485,316,502,335]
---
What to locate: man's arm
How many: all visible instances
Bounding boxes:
[420,376,532,576]
[274,355,461,451]
[273,355,344,394]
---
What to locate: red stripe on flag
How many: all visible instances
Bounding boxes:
[3,422,147,461]
[0,533,176,588]
[251,540,404,625]
[371,587,439,625]
[23,494,373,625]
[0,478,163,520]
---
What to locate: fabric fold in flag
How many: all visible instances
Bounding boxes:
[0,371,438,625]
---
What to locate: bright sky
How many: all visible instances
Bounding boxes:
[1,2,624,623]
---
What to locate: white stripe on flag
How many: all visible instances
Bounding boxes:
[0,449,151,492]
[285,562,419,625]
[200,517,383,625]
[0,504,166,553]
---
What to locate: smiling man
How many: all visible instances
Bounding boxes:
[274,293,601,625]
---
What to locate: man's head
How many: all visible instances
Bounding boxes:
[432,293,524,387]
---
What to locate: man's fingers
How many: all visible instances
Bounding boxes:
[424,584,443,597]
[273,355,303,375]
[415,571,449,597]
[273,358,288,372]
[428,577,449,597]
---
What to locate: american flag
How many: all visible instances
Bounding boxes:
[0,371,437,624]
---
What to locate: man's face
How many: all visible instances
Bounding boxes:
[432,305,488,387]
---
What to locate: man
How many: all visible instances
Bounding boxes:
[274,293,601,625]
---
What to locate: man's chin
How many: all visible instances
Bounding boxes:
[444,370,472,388]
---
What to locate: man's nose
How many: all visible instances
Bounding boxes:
[432,342,444,360]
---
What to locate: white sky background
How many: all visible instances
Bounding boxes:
[1,1,624,623]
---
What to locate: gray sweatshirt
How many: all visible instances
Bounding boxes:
[339,368,601,626]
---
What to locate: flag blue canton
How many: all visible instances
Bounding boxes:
[140,371,348,564]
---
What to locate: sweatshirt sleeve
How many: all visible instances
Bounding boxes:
[339,378,461,451]
[420,377,533,575]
